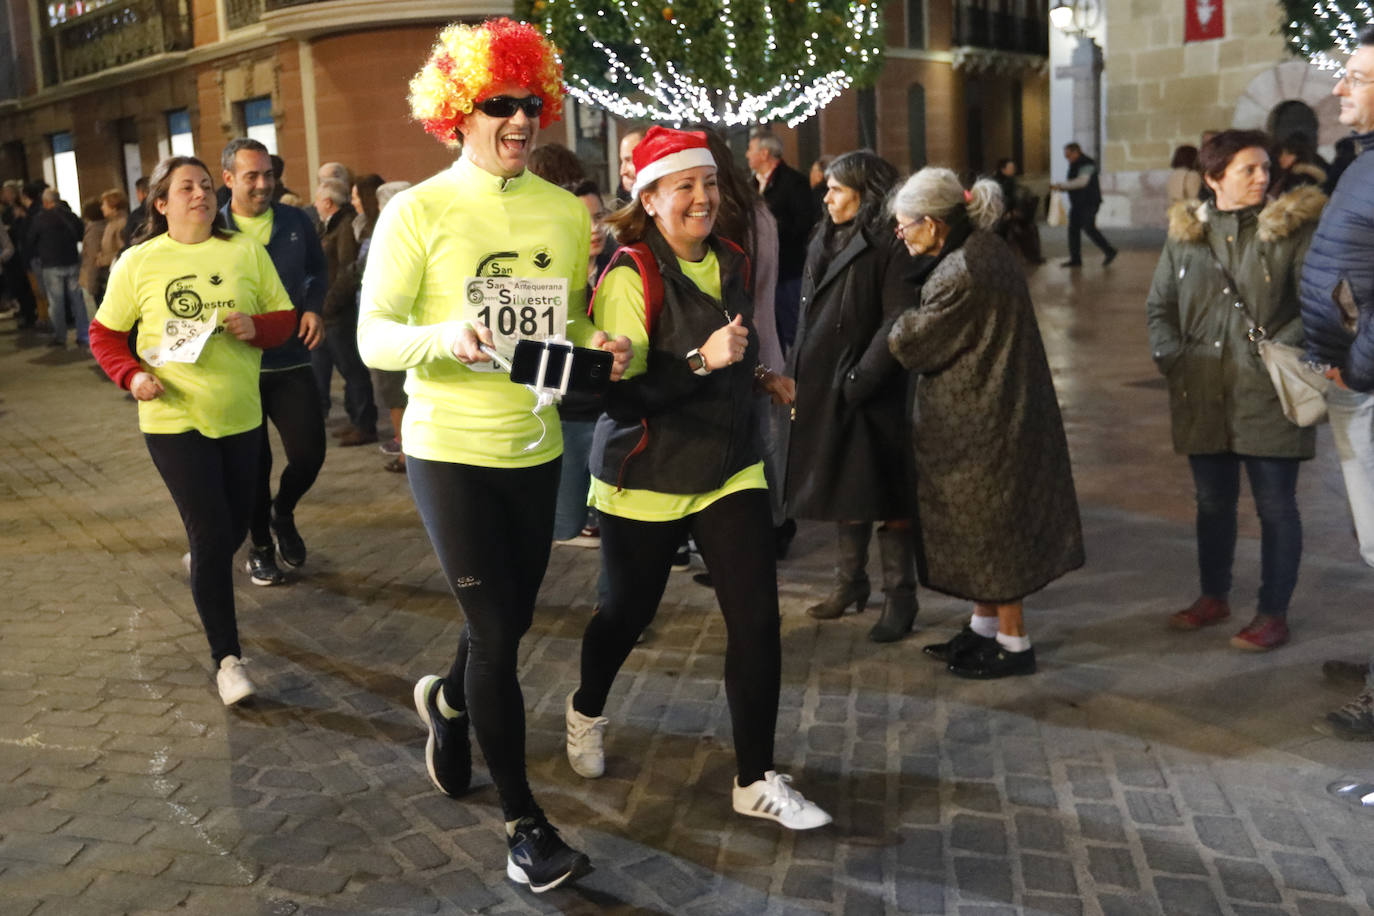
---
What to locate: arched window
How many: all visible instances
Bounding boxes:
[908,83,927,171]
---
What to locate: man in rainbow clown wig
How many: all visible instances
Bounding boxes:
[358,17,630,894]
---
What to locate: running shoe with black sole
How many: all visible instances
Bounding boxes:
[412,675,471,797]
[245,545,286,586]
[506,815,593,893]
[271,513,307,568]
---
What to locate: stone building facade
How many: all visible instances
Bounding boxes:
[1080,0,1344,228]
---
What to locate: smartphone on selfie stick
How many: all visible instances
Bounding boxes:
[480,338,614,398]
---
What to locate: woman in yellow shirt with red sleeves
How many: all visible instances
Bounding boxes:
[89,155,297,706]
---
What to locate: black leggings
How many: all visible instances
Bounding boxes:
[250,366,327,546]
[145,427,262,662]
[407,456,560,822]
[575,487,780,785]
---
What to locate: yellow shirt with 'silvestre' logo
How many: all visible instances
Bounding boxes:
[95,231,294,437]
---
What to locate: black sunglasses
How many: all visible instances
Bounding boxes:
[474,95,544,119]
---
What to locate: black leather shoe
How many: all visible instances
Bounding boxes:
[922,626,995,663]
[1103,249,1118,266]
[948,641,1037,679]
[1060,260,1082,268]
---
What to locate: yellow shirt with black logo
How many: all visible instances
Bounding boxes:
[588,253,766,522]
[358,155,596,468]
[95,232,294,437]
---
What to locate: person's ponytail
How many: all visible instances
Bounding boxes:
[965,178,1004,231]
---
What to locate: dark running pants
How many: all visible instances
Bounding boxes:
[574,487,780,785]
[145,427,262,662]
[406,456,560,822]
[250,366,326,547]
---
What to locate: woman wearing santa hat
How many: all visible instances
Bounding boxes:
[564,126,831,830]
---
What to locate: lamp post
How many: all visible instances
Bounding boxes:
[1051,0,1104,160]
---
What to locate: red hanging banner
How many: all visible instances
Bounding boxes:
[1185,0,1225,42]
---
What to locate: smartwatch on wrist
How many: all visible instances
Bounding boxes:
[686,348,711,376]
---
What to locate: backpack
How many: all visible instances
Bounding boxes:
[588,239,750,337]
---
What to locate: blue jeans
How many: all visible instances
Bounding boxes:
[1189,453,1302,616]
[553,418,596,540]
[42,265,88,345]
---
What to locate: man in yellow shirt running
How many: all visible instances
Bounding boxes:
[358,17,629,895]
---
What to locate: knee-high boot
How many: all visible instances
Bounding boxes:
[869,525,918,642]
[807,522,872,619]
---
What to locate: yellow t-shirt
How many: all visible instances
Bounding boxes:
[233,208,273,247]
[588,252,766,522]
[358,156,597,467]
[95,232,294,437]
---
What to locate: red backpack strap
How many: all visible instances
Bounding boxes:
[719,237,751,299]
[591,242,664,336]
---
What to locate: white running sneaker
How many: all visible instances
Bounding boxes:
[216,655,256,706]
[732,771,832,830]
[565,691,608,778]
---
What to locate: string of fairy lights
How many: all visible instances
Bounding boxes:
[1281,0,1373,69]
[527,0,883,127]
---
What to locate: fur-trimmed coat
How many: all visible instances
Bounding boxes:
[1146,186,1326,458]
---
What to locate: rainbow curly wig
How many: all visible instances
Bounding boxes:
[408,18,564,147]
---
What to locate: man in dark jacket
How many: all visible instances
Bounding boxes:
[1298,25,1374,741]
[315,177,376,446]
[121,176,149,251]
[747,129,818,351]
[219,138,330,587]
[27,188,88,348]
[1050,142,1118,268]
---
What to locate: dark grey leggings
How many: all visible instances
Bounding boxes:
[406,456,560,822]
[574,487,780,785]
[251,365,326,546]
[145,427,261,662]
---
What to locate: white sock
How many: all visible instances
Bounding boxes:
[970,614,999,638]
[436,691,464,720]
[506,819,520,838]
[996,633,1032,653]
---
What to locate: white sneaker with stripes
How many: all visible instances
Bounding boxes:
[731,770,831,829]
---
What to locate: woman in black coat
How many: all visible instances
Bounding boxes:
[785,150,918,642]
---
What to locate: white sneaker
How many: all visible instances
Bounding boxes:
[216,655,256,706]
[732,771,832,829]
[565,691,608,778]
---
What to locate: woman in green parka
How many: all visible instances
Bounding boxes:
[1146,128,1326,652]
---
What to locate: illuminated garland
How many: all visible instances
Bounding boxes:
[516,0,884,127]
[1280,0,1372,69]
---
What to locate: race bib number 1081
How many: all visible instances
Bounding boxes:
[462,276,570,372]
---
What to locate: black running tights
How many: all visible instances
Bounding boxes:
[575,487,780,785]
[407,456,560,822]
[250,366,326,547]
[145,427,261,663]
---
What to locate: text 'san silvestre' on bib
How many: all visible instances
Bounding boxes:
[461,276,569,373]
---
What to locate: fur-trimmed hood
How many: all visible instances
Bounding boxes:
[1167,184,1327,244]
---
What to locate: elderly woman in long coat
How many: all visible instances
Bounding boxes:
[888,167,1084,679]
[786,150,917,643]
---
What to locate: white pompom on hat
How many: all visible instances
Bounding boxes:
[630,126,717,198]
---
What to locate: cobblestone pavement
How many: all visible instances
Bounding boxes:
[2,239,1374,915]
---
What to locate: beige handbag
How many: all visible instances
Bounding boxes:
[1208,250,1328,427]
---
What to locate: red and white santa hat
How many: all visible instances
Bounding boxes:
[630,126,716,197]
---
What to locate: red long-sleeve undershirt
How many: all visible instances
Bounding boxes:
[89,310,297,390]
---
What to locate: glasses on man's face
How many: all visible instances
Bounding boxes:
[474,95,544,119]
[1337,70,1374,91]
